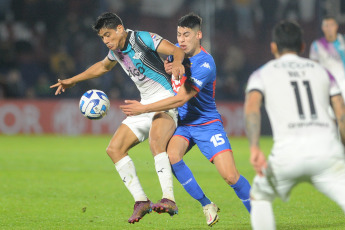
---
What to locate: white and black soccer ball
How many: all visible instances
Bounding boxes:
[79,89,110,120]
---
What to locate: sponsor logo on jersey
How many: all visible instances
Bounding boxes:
[191,77,203,87]
[200,62,211,69]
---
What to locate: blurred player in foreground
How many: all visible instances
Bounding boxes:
[121,13,251,227]
[245,20,345,230]
[50,12,185,223]
[310,15,345,99]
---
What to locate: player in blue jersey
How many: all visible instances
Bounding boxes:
[50,12,186,224]
[120,13,251,227]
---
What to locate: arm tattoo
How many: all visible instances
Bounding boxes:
[245,112,261,147]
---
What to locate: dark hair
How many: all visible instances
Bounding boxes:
[272,20,303,53]
[322,15,338,24]
[178,13,202,30]
[92,12,123,33]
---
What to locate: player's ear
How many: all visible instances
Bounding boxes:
[299,42,306,55]
[270,42,278,57]
[116,25,124,33]
[197,30,202,40]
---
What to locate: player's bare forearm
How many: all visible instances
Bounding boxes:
[244,91,263,147]
[120,83,196,116]
[50,57,116,95]
[72,58,116,83]
[245,113,261,147]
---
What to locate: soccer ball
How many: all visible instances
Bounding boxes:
[79,89,110,120]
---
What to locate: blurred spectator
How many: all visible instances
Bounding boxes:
[5,69,25,98]
[0,0,321,100]
[234,0,254,38]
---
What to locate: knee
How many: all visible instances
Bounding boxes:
[223,173,240,185]
[106,144,124,163]
[168,151,182,165]
[149,138,167,154]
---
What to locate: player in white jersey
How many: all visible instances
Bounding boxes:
[245,20,345,230]
[310,15,345,99]
[50,12,185,224]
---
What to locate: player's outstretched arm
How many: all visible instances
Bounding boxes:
[120,83,197,116]
[50,57,117,95]
[244,90,267,176]
[331,94,345,146]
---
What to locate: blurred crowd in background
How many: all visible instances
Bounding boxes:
[0,0,343,101]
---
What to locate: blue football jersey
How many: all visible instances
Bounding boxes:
[172,47,221,125]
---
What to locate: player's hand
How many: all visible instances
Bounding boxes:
[120,100,146,116]
[164,60,173,75]
[171,62,185,80]
[250,146,267,177]
[50,78,76,95]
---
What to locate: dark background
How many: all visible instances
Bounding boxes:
[0,0,344,103]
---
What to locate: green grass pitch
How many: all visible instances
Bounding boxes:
[0,135,344,230]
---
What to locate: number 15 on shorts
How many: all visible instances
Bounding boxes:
[210,134,225,147]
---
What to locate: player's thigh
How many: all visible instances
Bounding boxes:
[122,112,152,142]
[149,111,177,155]
[213,150,240,185]
[167,135,189,164]
[312,159,345,212]
[251,162,298,202]
[193,122,232,161]
[107,124,140,163]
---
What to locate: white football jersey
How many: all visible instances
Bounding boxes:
[310,34,345,99]
[246,54,343,158]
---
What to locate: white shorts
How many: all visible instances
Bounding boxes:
[251,153,345,211]
[122,108,178,142]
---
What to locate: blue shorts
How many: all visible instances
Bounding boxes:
[173,121,232,162]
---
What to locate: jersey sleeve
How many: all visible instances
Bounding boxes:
[107,50,117,61]
[188,60,214,92]
[327,69,342,96]
[309,41,319,62]
[137,31,163,51]
[246,69,265,95]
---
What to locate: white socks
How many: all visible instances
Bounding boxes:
[115,153,175,202]
[154,152,175,201]
[115,155,147,201]
[251,200,276,230]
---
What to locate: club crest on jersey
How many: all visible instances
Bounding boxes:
[133,52,143,59]
[200,62,211,69]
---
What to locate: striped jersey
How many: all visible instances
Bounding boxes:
[108,29,174,102]
[310,34,345,98]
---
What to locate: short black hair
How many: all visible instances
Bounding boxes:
[92,12,123,33]
[322,15,338,24]
[178,13,202,30]
[272,20,303,54]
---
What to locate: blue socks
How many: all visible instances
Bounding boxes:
[172,160,251,212]
[172,160,211,206]
[231,175,251,212]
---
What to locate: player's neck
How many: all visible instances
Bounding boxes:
[325,35,337,43]
[188,46,201,58]
[119,31,128,50]
[275,51,298,59]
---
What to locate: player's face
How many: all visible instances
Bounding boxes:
[177,26,202,57]
[322,19,338,42]
[98,26,126,51]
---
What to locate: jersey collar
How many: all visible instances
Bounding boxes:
[120,29,133,53]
